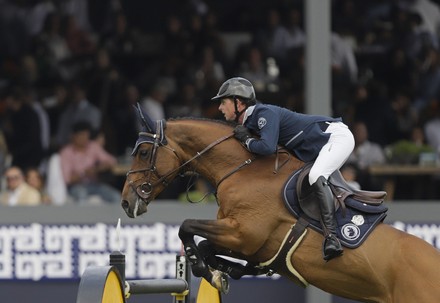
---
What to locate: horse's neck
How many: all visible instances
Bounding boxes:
[168,121,246,184]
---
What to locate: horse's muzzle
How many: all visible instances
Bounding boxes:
[121,198,149,218]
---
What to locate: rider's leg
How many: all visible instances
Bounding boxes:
[312,176,343,261]
[309,122,354,261]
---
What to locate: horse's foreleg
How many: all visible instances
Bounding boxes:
[178,218,246,292]
[197,240,266,280]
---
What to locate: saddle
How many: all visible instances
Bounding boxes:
[295,163,386,221]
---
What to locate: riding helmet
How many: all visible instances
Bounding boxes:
[211,77,256,102]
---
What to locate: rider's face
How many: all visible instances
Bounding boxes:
[218,98,245,122]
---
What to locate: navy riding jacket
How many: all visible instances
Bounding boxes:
[243,104,342,162]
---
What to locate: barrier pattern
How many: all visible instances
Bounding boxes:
[1,221,438,281]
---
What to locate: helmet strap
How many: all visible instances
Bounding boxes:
[233,96,247,123]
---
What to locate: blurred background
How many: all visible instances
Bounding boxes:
[0,0,439,302]
[1,0,440,202]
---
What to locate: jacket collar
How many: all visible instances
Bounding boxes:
[242,105,256,124]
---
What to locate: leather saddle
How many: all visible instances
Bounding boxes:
[295,163,387,221]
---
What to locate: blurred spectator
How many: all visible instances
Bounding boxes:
[55,81,102,148]
[0,166,42,206]
[423,99,440,153]
[390,91,419,141]
[110,83,141,156]
[59,0,92,32]
[352,83,397,146]
[340,164,361,190]
[23,87,51,162]
[405,0,440,37]
[331,32,358,85]
[347,121,386,190]
[59,121,120,204]
[413,47,440,112]
[41,81,69,150]
[101,10,145,60]
[141,81,169,121]
[25,167,51,204]
[237,46,274,93]
[63,14,96,57]
[348,121,387,170]
[192,45,225,92]
[284,7,306,50]
[255,8,291,64]
[2,86,44,171]
[167,81,202,118]
[32,12,72,81]
[0,130,8,176]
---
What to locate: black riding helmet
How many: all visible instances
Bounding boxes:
[212,77,257,122]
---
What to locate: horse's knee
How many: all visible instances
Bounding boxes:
[178,219,194,241]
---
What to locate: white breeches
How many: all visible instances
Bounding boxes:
[308,122,355,185]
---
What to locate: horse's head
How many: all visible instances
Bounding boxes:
[121,104,181,218]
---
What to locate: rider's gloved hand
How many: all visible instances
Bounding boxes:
[233,125,252,143]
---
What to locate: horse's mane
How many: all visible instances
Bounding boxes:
[167,117,235,128]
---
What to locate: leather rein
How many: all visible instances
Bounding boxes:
[126,126,254,203]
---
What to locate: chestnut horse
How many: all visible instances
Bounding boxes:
[121,113,440,303]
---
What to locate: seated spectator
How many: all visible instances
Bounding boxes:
[25,167,51,205]
[59,121,120,204]
[347,121,386,190]
[348,121,387,169]
[340,164,361,190]
[0,166,42,206]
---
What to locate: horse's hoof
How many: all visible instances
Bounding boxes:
[211,270,230,294]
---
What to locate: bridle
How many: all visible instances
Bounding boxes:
[125,123,235,204]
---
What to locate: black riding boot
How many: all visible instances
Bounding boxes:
[312,176,343,261]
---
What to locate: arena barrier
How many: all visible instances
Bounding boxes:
[76,220,221,303]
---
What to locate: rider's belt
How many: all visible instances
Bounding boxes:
[319,121,331,132]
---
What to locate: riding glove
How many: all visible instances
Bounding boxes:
[234,125,252,143]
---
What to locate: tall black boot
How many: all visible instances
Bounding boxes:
[312,176,343,261]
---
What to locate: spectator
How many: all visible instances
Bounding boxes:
[0,129,9,176]
[237,46,274,93]
[340,164,361,190]
[59,121,120,204]
[110,83,141,156]
[25,167,51,205]
[141,81,169,121]
[423,99,440,153]
[2,86,44,171]
[0,166,42,206]
[348,121,386,169]
[62,14,96,57]
[32,12,72,81]
[255,8,291,64]
[347,121,386,190]
[55,81,102,148]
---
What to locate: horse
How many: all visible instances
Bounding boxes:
[121,109,440,303]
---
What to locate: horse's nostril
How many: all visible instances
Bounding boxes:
[121,200,129,210]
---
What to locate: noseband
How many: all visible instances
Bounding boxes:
[126,124,234,203]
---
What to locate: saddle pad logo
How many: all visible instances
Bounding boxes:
[341,223,361,241]
[351,215,365,226]
[258,117,267,129]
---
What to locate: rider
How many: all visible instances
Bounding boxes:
[211,77,355,261]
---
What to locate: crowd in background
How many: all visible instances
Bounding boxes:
[1,0,440,205]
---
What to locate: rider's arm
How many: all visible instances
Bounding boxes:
[245,108,280,155]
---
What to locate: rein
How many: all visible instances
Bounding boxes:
[126,130,235,201]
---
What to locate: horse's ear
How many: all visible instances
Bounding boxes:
[134,102,156,133]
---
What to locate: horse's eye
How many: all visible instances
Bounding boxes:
[139,149,150,158]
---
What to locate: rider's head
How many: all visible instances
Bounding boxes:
[212,77,256,123]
